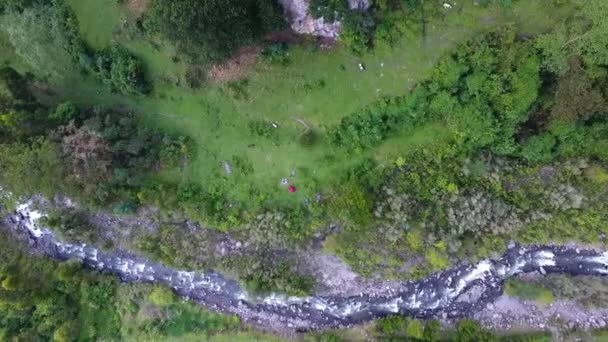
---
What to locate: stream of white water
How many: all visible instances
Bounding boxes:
[7,201,608,330]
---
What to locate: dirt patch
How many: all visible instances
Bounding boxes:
[265,31,303,44]
[127,0,148,15]
[299,250,362,296]
[207,46,262,82]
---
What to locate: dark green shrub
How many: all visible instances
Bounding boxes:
[94,46,149,94]
[519,134,555,163]
[452,320,494,342]
[225,254,314,296]
[146,0,285,64]
[261,42,290,66]
[341,11,376,54]
[50,102,78,123]
[248,119,276,138]
[159,136,191,168]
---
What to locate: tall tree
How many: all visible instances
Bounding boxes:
[146,0,285,63]
[536,0,608,74]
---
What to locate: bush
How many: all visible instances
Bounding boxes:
[147,286,174,306]
[328,104,392,150]
[159,136,191,168]
[0,232,121,341]
[0,138,65,200]
[225,253,314,296]
[341,11,375,54]
[146,0,285,64]
[329,181,374,228]
[453,320,494,342]
[505,279,554,305]
[375,315,408,336]
[550,58,605,123]
[94,46,149,94]
[248,119,276,138]
[375,316,439,341]
[329,28,541,154]
[519,134,555,163]
[260,42,290,66]
[1,1,86,76]
[50,102,78,123]
[0,0,43,13]
[226,79,250,100]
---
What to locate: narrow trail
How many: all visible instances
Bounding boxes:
[5,202,608,332]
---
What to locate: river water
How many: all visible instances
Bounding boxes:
[5,202,608,331]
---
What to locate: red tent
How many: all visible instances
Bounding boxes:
[288,186,297,193]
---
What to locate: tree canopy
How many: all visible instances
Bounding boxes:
[145,0,285,63]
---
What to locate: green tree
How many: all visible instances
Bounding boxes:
[520,134,556,163]
[1,2,84,76]
[148,287,174,307]
[94,46,149,94]
[536,0,608,74]
[453,320,494,342]
[550,58,605,122]
[146,0,285,63]
[52,320,78,342]
[50,102,78,124]
[341,11,375,54]
[0,138,65,200]
[423,320,441,341]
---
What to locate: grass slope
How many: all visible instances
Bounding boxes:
[2,0,574,208]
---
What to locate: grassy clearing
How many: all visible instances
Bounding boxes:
[38,0,571,209]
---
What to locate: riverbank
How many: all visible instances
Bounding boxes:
[4,200,608,336]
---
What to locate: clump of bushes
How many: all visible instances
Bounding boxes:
[145,0,285,64]
[94,46,150,95]
[375,316,440,341]
[244,208,314,246]
[505,279,554,305]
[340,11,375,54]
[260,42,290,66]
[248,119,276,138]
[329,27,541,154]
[373,186,417,229]
[1,1,150,93]
[445,191,523,237]
[224,252,314,296]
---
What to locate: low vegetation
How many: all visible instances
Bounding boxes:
[372,316,551,342]
[505,279,554,305]
[0,230,245,341]
[145,0,285,63]
[1,0,608,339]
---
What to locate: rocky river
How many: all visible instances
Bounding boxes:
[5,201,608,332]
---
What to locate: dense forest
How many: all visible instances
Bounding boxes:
[1,0,608,340]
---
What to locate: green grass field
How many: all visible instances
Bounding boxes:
[3,0,574,207]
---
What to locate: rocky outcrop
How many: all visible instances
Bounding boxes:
[277,0,370,38]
